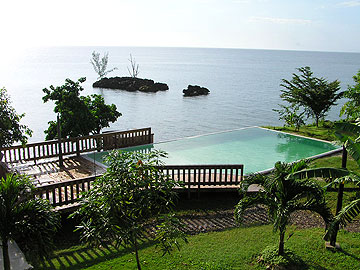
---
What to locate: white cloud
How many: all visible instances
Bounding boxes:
[338,1,360,7]
[249,16,312,25]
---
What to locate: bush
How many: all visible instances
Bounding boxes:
[257,245,306,270]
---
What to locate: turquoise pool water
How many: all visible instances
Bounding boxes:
[87,127,339,174]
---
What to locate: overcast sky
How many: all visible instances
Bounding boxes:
[1,0,359,52]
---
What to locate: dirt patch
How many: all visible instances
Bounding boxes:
[179,206,360,234]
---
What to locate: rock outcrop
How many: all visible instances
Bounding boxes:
[93,77,169,93]
[183,85,210,97]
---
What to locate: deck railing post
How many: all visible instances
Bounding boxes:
[76,138,80,157]
[57,115,64,168]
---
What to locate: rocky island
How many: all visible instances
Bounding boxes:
[93,77,169,93]
[183,85,210,97]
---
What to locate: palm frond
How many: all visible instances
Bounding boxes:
[334,122,360,137]
[234,192,272,223]
[289,159,309,173]
[344,138,360,167]
[287,179,324,202]
[323,174,360,189]
[290,167,350,180]
[295,200,333,228]
[325,198,360,240]
[335,198,360,226]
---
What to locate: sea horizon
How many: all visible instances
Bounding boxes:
[1,46,360,144]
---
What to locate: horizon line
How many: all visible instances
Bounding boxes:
[12,45,360,55]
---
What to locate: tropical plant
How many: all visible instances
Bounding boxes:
[0,173,60,270]
[0,87,32,149]
[291,121,360,246]
[73,150,187,270]
[235,160,333,256]
[90,51,118,79]
[273,105,305,131]
[127,54,139,78]
[340,70,360,121]
[279,66,343,127]
[42,77,121,139]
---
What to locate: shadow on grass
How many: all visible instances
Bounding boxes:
[338,248,360,262]
[33,240,155,270]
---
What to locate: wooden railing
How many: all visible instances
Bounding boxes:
[0,128,153,164]
[36,176,94,207]
[36,164,244,209]
[162,164,244,187]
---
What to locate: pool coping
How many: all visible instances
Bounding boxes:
[82,126,342,175]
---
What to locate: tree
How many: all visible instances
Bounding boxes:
[73,150,187,270]
[279,66,343,127]
[340,70,360,121]
[291,121,360,246]
[273,105,305,131]
[0,173,60,270]
[90,51,118,79]
[42,77,121,140]
[0,87,32,149]
[235,160,333,256]
[127,54,139,78]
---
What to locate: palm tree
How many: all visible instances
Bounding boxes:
[290,121,360,246]
[235,160,333,255]
[0,173,60,270]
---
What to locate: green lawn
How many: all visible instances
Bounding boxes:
[35,226,360,270]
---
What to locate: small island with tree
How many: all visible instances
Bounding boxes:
[91,52,169,93]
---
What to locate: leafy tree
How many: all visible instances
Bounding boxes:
[73,150,187,270]
[235,160,333,256]
[340,70,360,121]
[0,87,32,149]
[279,66,343,127]
[90,51,118,79]
[42,77,121,140]
[0,173,60,270]
[273,105,305,131]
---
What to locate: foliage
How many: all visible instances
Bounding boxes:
[0,173,60,270]
[127,54,139,78]
[291,121,360,244]
[273,105,305,131]
[258,245,306,270]
[73,150,187,270]
[279,66,343,127]
[340,70,360,121]
[235,160,333,255]
[334,121,360,167]
[90,51,118,79]
[42,77,121,139]
[0,87,32,148]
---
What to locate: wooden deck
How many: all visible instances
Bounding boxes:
[35,164,245,212]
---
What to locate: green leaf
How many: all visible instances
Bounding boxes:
[290,167,351,180]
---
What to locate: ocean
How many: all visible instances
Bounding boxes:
[1,46,359,143]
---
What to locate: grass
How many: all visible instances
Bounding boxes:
[264,122,338,142]
[33,226,360,270]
